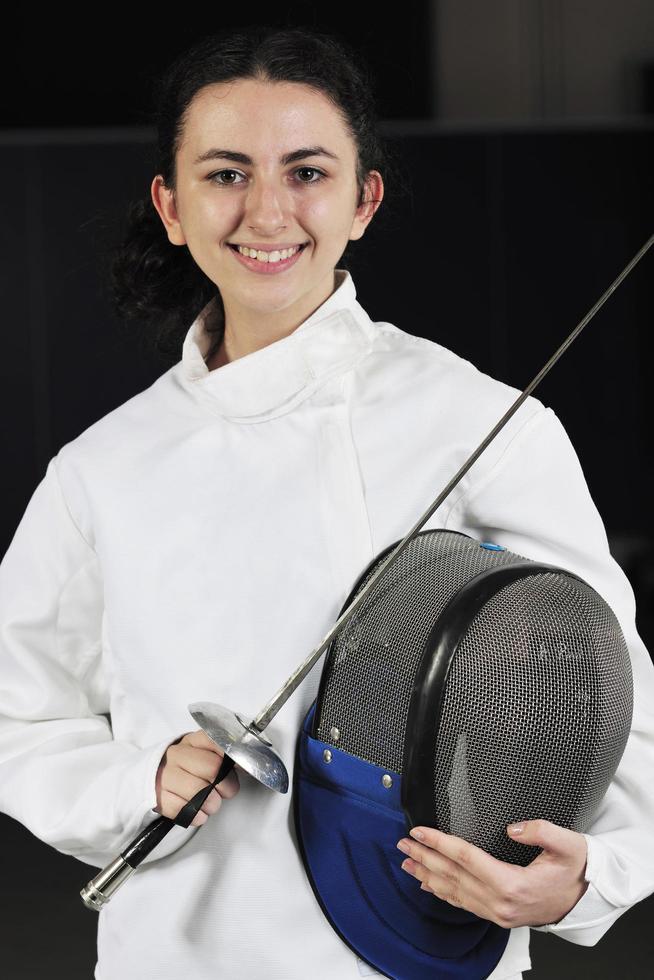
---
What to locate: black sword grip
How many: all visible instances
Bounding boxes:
[80,754,236,909]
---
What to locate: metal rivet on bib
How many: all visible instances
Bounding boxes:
[330,727,340,741]
[323,749,333,764]
[382,774,393,789]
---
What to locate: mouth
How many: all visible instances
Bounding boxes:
[227,241,309,275]
[228,242,309,255]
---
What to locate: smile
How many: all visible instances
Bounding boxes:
[228,243,308,275]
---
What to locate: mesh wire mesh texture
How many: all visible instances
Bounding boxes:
[316,530,521,770]
[436,570,632,863]
[315,529,633,864]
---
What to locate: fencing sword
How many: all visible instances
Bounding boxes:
[80,231,653,910]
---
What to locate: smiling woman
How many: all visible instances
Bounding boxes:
[109,26,405,365]
[147,74,385,364]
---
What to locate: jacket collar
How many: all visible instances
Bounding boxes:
[178,268,376,422]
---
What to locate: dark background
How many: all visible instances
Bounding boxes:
[1,3,653,977]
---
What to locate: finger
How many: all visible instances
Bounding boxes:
[161,765,225,810]
[157,788,215,826]
[183,729,227,754]
[201,787,224,813]
[173,747,240,800]
[217,767,240,798]
[161,783,223,813]
[166,782,222,817]
[506,819,585,860]
[170,745,226,784]
[400,855,500,922]
[203,753,239,799]
[398,838,501,916]
[408,827,516,888]
[398,837,485,890]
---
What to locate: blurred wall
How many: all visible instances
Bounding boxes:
[435,0,654,120]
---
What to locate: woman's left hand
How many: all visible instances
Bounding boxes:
[396,820,589,928]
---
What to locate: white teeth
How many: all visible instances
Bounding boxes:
[236,244,302,263]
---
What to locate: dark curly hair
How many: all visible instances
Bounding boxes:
[108,24,408,360]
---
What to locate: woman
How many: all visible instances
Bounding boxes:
[1,24,653,980]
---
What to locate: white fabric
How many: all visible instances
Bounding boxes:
[1,268,652,980]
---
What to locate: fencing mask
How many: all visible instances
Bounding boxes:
[293,528,633,980]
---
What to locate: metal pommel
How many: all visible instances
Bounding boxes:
[80,855,137,911]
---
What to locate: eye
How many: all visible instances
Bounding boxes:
[208,169,245,186]
[294,166,326,184]
[207,166,327,186]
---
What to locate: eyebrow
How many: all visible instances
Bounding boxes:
[192,145,340,166]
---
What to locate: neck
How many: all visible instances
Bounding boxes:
[207,271,337,371]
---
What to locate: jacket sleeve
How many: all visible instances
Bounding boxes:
[443,405,654,946]
[0,456,199,870]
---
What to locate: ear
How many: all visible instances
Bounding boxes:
[349,170,384,242]
[150,175,187,246]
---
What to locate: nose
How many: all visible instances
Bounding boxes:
[245,175,289,234]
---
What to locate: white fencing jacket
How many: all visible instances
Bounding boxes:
[1,268,653,980]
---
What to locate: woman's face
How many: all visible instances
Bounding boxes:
[152,77,383,327]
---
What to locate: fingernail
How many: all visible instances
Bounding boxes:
[410,828,424,841]
[396,840,410,853]
[507,822,524,835]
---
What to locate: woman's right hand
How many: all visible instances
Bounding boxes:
[154,729,241,827]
